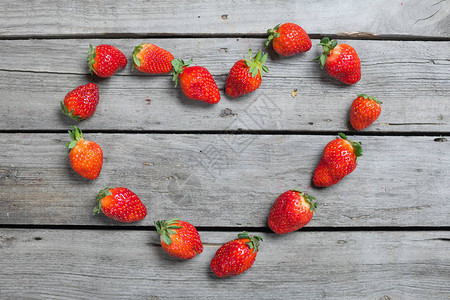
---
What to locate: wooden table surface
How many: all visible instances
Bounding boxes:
[1,1,449,299]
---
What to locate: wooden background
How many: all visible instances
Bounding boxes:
[1,0,449,299]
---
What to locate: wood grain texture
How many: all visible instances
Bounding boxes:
[1,229,449,299]
[0,39,449,132]
[1,0,449,38]
[1,134,448,227]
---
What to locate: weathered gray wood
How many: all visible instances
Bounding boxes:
[0,39,449,132]
[1,0,449,38]
[0,134,448,227]
[1,229,448,299]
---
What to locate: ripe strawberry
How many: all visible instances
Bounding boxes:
[315,37,361,84]
[154,218,203,259]
[266,23,312,56]
[268,190,317,234]
[225,49,269,98]
[313,133,363,187]
[66,126,103,180]
[60,83,99,121]
[87,44,127,78]
[171,59,220,104]
[210,232,263,278]
[350,94,382,130]
[132,43,174,74]
[93,187,147,222]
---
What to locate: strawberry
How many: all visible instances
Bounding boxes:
[210,232,263,278]
[154,218,203,259]
[66,126,103,180]
[350,94,382,130]
[171,59,220,104]
[315,37,361,84]
[93,187,147,223]
[225,49,269,98]
[87,44,127,78]
[313,133,363,187]
[60,83,99,121]
[268,190,317,234]
[266,23,312,56]
[132,43,174,74]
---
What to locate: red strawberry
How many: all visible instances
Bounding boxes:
[171,59,220,104]
[60,83,99,121]
[350,94,382,130]
[225,49,269,98]
[266,23,312,56]
[315,38,361,84]
[93,187,147,223]
[87,44,127,78]
[313,133,363,187]
[154,218,203,259]
[268,190,317,234]
[132,43,174,74]
[210,232,263,278]
[66,126,103,180]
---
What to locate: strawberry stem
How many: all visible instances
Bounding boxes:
[154,218,183,245]
[132,44,144,67]
[171,59,193,87]
[93,187,114,215]
[60,101,84,121]
[238,231,263,253]
[265,24,281,46]
[313,37,338,68]
[357,94,382,104]
[66,126,84,151]
[87,44,96,74]
[338,132,363,158]
[291,190,318,212]
[244,49,269,78]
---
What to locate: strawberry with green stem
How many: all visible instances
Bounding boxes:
[88,44,127,78]
[266,23,312,56]
[313,133,363,187]
[225,49,269,98]
[314,37,361,84]
[61,83,99,121]
[66,126,103,180]
[268,190,317,234]
[350,94,382,130]
[171,59,221,104]
[210,232,263,278]
[132,44,174,74]
[155,218,203,259]
[94,187,147,223]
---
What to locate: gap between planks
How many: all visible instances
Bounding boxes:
[0,224,449,232]
[0,130,450,137]
[1,33,450,41]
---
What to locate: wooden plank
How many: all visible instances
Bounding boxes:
[1,134,448,227]
[1,229,449,299]
[1,0,449,38]
[0,39,449,132]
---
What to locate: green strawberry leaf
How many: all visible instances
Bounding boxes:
[265,24,281,46]
[87,44,96,74]
[93,187,113,215]
[132,44,144,67]
[319,54,327,68]
[357,94,382,104]
[66,126,84,152]
[154,218,183,245]
[338,133,363,158]
[171,59,192,87]
[314,38,338,68]
[244,49,269,79]
[162,232,172,245]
